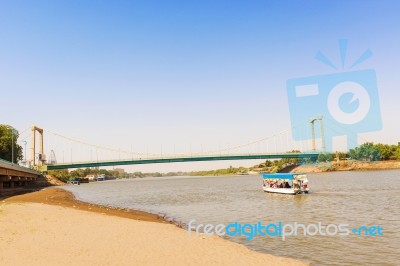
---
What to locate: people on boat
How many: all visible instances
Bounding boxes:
[262,173,309,194]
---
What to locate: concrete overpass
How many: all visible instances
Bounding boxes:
[0,159,43,192]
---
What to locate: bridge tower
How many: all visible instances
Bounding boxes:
[31,126,46,167]
[48,150,57,165]
[310,116,326,152]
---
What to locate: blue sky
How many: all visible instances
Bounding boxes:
[1,1,400,171]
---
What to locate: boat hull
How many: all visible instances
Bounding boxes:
[263,186,301,195]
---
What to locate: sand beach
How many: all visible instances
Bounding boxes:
[0,188,308,266]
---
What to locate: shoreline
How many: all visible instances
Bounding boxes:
[1,188,309,266]
[290,160,400,173]
[167,160,400,177]
[5,187,167,223]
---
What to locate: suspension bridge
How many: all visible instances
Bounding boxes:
[1,115,367,192]
[12,116,363,171]
[10,116,368,171]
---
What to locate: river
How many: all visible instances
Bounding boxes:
[63,170,400,265]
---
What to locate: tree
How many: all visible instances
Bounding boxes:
[375,143,396,160]
[394,143,400,160]
[317,153,333,162]
[265,160,272,167]
[0,124,23,163]
[349,142,381,161]
[70,168,86,178]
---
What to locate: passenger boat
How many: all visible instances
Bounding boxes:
[262,173,309,195]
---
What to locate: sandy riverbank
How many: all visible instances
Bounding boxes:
[0,188,308,266]
[291,160,400,173]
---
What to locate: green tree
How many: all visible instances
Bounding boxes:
[349,142,381,161]
[375,143,396,160]
[0,125,23,163]
[48,170,71,182]
[70,168,86,178]
[317,153,333,162]
[394,143,400,160]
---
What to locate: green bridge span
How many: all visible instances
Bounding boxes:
[45,152,320,170]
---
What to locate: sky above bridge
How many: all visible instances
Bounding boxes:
[1,1,400,172]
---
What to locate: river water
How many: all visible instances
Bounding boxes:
[63,170,400,265]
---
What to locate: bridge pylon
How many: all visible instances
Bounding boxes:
[31,126,46,167]
[310,116,326,152]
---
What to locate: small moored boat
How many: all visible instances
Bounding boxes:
[97,174,106,181]
[262,173,309,195]
[67,180,80,185]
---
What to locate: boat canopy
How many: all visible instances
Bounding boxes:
[262,173,307,180]
[262,173,295,180]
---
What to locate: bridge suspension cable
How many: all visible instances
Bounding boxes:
[44,129,153,156]
[42,119,315,163]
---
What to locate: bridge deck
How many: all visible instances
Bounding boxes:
[46,153,320,170]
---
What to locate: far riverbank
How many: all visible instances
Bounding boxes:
[290,160,400,173]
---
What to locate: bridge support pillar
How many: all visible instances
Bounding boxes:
[10,181,14,188]
[31,126,45,167]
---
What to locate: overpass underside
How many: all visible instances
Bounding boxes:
[0,160,42,195]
